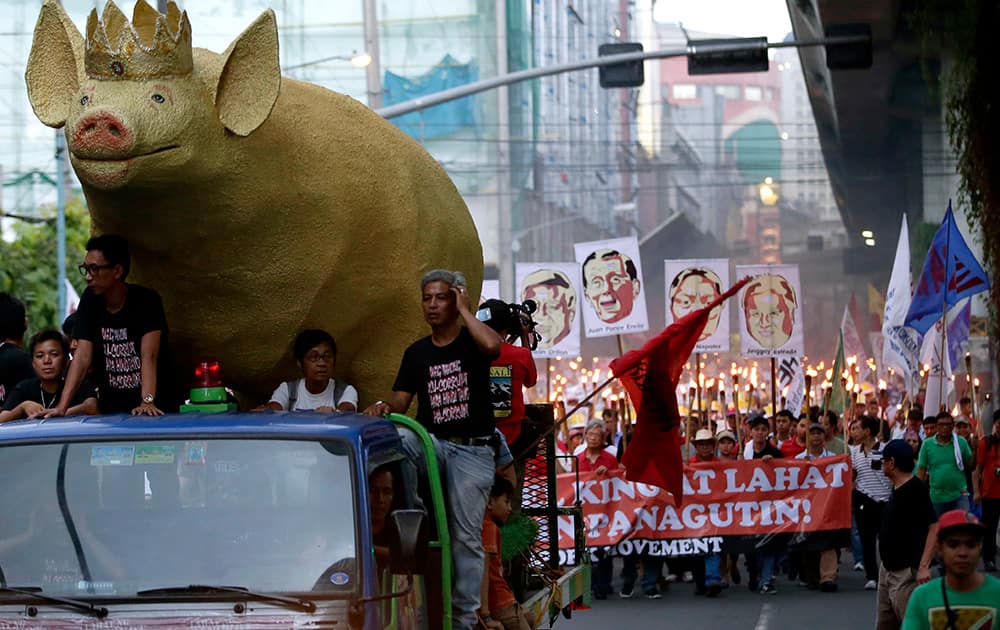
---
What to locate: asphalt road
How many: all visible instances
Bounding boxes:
[560,554,877,630]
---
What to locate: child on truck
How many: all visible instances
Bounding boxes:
[479,476,536,630]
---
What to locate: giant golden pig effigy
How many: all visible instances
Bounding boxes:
[25,1,483,405]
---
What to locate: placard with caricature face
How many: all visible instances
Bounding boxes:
[515,263,580,358]
[573,237,649,338]
[665,259,731,353]
[736,264,804,358]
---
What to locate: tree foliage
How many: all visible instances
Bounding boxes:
[912,0,1000,376]
[0,195,90,337]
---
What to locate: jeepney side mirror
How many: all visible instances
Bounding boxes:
[389,509,426,574]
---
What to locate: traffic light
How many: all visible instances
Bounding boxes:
[598,42,644,88]
[687,37,768,75]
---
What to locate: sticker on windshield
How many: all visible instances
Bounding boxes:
[135,445,176,464]
[90,445,135,466]
[183,441,207,465]
[330,572,350,586]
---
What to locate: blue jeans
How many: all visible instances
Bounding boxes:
[932,494,970,517]
[756,551,776,587]
[851,514,863,565]
[399,429,496,630]
[704,554,722,587]
[621,554,664,593]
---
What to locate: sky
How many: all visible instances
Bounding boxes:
[653,0,793,43]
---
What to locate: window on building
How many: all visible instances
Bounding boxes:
[715,85,740,99]
[673,84,698,100]
[744,86,762,101]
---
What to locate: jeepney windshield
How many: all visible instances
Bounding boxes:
[0,438,358,598]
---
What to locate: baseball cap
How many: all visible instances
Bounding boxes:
[476,299,511,333]
[882,439,914,467]
[936,510,986,541]
[748,414,769,428]
[808,422,825,433]
[954,416,970,426]
[716,430,737,443]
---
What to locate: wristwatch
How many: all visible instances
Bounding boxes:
[142,393,155,405]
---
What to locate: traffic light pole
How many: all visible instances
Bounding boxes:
[375,33,869,119]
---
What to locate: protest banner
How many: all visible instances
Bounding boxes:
[515,262,581,358]
[664,258,731,353]
[736,264,805,358]
[557,456,851,558]
[573,237,649,338]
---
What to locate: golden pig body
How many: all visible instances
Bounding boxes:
[26,2,483,404]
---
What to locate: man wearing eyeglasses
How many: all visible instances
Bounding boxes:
[41,234,176,418]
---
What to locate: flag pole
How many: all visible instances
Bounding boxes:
[695,352,703,428]
[770,357,778,431]
[938,203,952,413]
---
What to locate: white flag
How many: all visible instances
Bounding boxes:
[777,356,806,414]
[881,215,921,392]
[64,279,80,320]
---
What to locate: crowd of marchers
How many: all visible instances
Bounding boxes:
[1,234,999,629]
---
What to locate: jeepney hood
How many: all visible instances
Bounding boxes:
[0,599,356,628]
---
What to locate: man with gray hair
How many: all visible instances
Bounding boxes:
[365,269,501,630]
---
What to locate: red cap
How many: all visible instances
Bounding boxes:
[936,510,986,541]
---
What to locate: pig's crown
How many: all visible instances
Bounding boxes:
[85,0,192,80]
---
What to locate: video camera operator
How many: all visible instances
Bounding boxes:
[476,299,538,449]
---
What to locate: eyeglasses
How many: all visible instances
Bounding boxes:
[304,353,334,364]
[78,263,115,277]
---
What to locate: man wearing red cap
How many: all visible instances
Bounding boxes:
[901,510,1000,629]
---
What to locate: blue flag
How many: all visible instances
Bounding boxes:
[904,202,989,334]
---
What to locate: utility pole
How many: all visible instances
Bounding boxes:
[362,0,383,108]
[55,132,67,320]
[495,0,512,299]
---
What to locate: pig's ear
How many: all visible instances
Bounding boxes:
[215,9,281,137]
[25,0,85,128]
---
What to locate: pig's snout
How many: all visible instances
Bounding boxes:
[72,112,135,159]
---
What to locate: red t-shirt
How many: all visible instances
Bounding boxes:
[491,344,538,445]
[977,438,1000,499]
[482,518,516,612]
[780,438,806,459]
[689,454,718,464]
[577,449,619,473]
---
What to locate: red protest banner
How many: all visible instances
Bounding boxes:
[557,456,852,548]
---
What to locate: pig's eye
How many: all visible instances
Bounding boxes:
[79,95,89,106]
[151,94,166,104]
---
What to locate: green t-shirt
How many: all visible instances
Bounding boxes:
[916,435,973,504]
[902,574,1000,630]
[826,436,847,455]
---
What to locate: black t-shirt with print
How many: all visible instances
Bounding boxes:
[73,284,176,413]
[392,327,495,439]
[752,443,784,459]
[2,377,98,412]
[0,343,33,407]
[879,475,937,571]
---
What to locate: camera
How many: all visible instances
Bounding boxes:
[476,298,541,350]
[870,448,883,471]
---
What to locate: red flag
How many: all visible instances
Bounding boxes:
[610,276,750,504]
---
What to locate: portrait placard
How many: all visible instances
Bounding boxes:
[664,259,731,353]
[736,264,804,358]
[573,237,649,338]
[515,263,581,358]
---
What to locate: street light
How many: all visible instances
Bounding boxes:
[282,51,372,73]
[759,178,779,206]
